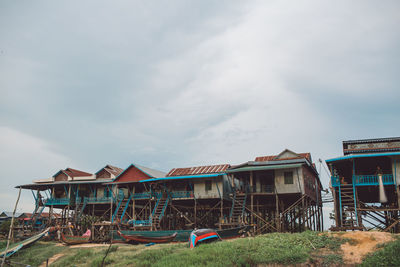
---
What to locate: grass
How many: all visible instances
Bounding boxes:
[104,231,345,267]
[1,231,348,267]
[359,236,400,267]
[7,241,66,266]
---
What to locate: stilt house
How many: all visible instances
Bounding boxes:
[326,137,400,232]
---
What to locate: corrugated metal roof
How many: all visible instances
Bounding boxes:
[102,165,124,177]
[135,165,166,178]
[167,164,230,176]
[326,151,400,163]
[140,173,223,183]
[255,153,311,162]
[226,163,303,173]
[56,168,92,178]
[0,212,24,218]
[343,137,400,144]
[16,179,114,189]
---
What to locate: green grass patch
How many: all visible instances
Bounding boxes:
[8,241,65,266]
[359,236,400,267]
[320,254,343,266]
[105,231,345,267]
[4,231,348,267]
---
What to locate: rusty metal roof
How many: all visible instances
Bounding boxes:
[63,168,93,177]
[255,153,311,162]
[166,164,230,177]
[103,165,124,177]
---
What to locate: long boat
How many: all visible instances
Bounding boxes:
[113,225,251,243]
[0,227,51,258]
[117,231,178,243]
[60,232,90,245]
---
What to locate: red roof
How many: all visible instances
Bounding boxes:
[255,153,311,162]
[167,164,230,177]
[104,165,124,177]
[64,168,92,177]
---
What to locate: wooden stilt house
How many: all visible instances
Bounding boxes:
[327,137,400,232]
[225,149,323,233]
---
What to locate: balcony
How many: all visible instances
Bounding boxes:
[247,184,275,193]
[354,174,395,186]
[170,191,194,199]
[45,198,70,206]
[133,192,152,199]
[331,174,395,187]
[85,196,112,204]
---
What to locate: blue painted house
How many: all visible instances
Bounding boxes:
[326,137,400,232]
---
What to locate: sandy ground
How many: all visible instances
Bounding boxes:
[337,231,394,265]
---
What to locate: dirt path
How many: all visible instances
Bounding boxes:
[39,253,64,267]
[339,231,393,264]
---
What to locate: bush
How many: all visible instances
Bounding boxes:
[0,221,11,235]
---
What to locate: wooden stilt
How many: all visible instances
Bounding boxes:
[1,187,22,267]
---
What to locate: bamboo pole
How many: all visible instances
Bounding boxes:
[1,187,22,267]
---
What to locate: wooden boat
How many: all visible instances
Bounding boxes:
[0,227,51,258]
[217,225,252,239]
[60,232,90,245]
[189,229,221,248]
[113,225,251,243]
[117,230,177,244]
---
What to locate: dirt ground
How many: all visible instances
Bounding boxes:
[335,231,394,265]
[39,253,64,267]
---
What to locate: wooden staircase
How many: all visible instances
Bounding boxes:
[76,198,88,221]
[230,192,247,224]
[151,194,170,230]
[338,185,362,230]
[31,205,45,226]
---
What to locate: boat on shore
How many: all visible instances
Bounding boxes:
[60,232,90,245]
[0,227,51,258]
[113,225,251,243]
[189,229,221,248]
[117,231,178,244]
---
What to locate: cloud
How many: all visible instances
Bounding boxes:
[0,0,399,225]
[0,126,75,211]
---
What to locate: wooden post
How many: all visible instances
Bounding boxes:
[194,199,197,228]
[67,185,71,223]
[132,186,136,220]
[250,171,254,225]
[301,195,305,232]
[275,193,280,232]
[1,187,21,267]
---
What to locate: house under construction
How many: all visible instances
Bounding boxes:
[326,137,400,233]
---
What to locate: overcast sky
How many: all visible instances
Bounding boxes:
[1,1,399,228]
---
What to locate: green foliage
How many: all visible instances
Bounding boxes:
[359,237,400,267]
[10,242,65,267]
[0,221,11,235]
[79,215,100,233]
[320,254,343,266]
[0,240,8,250]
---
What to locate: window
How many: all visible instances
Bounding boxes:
[284,172,293,184]
[205,180,212,191]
